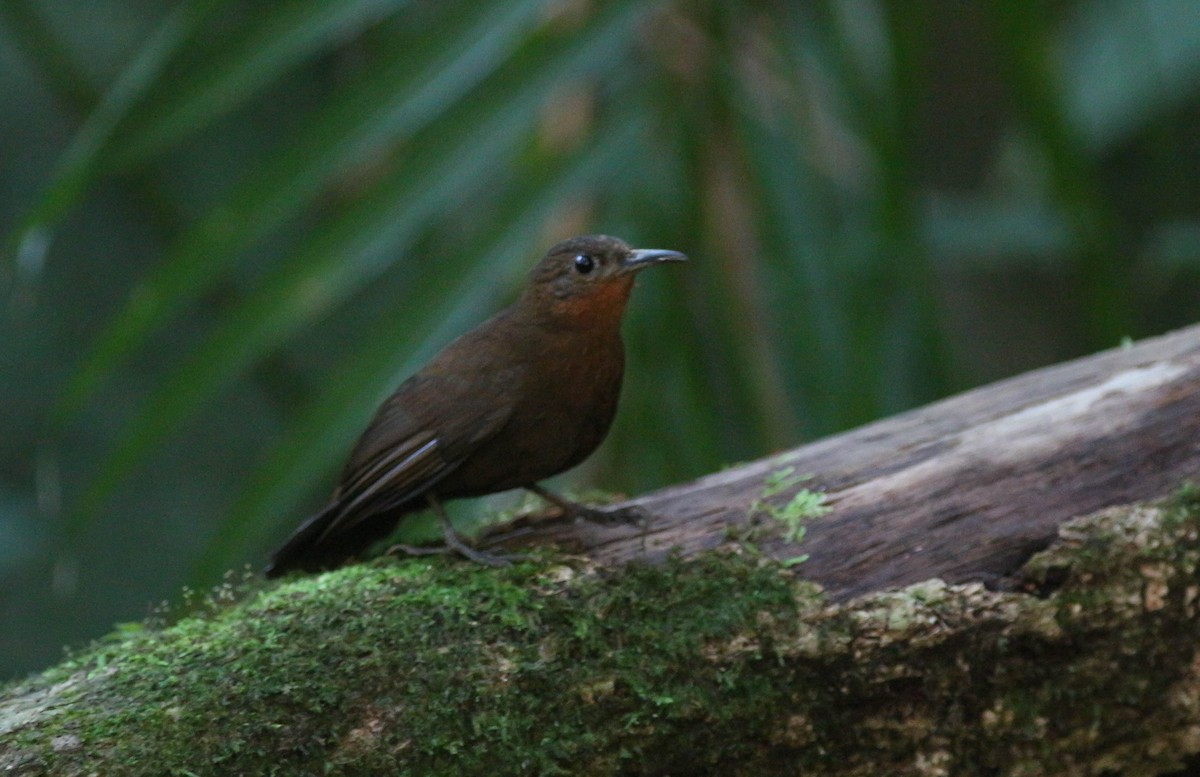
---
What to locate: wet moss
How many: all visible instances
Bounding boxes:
[5,486,1200,775]
[4,551,812,775]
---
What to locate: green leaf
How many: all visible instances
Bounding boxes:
[51,0,549,427]
[1061,0,1200,152]
[64,0,651,538]
[5,0,226,287]
[105,0,409,168]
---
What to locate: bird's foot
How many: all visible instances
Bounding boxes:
[387,543,452,558]
[441,528,527,567]
[525,484,647,527]
[418,492,530,567]
[564,502,648,526]
[387,540,525,568]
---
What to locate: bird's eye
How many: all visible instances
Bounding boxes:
[573,255,595,274]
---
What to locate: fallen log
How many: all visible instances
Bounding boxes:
[4,324,1200,776]
[492,321,1200,598]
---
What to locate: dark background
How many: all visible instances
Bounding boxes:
[2,0,1199,678]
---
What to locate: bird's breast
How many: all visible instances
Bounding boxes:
[438,329,625,496]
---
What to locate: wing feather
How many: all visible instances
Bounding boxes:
[265,334,524,576]
[315,432,448,543]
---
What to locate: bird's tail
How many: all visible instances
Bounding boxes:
[263,500,402,578]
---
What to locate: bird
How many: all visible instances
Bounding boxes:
[264,234,687,577]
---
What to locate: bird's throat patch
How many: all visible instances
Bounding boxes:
[556,277,635,323]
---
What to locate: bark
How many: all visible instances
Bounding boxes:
[492,321,1200,599]
[4,325,1200,776]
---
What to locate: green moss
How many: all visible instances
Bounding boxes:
[4,550,811,776]
[9,488,1200,775]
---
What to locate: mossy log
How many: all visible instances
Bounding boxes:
[4,324,1200,776]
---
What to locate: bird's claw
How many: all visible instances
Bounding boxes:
[387,543,451,559]
[524,484,648,528]
[451,542,525,568]
[387,541,526,568]
[566,503,648,527]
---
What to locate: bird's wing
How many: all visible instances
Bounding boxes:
[315,430,445,542]
[313,372,518,544]
[263,429,465,578]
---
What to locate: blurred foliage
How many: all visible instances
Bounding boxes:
[2,0,1199,678]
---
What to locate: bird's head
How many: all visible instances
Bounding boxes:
[523,234,687,323]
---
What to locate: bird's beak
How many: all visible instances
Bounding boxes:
[622,248,688,273]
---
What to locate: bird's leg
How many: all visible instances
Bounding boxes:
[386,543,452,559]
[525,483,647,526]
[426,492,521,568]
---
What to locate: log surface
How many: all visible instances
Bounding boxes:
[495,324,1200,599]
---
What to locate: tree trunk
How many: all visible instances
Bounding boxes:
[4,324,1200,776]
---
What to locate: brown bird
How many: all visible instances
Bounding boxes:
[265,234,686,577]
